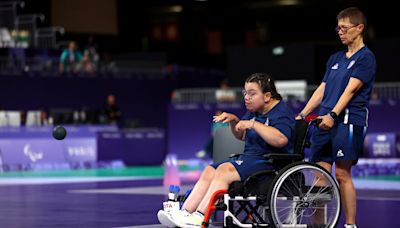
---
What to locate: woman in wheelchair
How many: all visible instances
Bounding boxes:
[158,73,296,227]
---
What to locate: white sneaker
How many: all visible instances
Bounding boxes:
[344,224,357,228]
[158,209,191,227]
[157,210,176,227]
[171,211,204,228]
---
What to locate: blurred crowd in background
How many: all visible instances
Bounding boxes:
[1,0,400,130]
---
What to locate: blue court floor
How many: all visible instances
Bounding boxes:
[0,168,399,227]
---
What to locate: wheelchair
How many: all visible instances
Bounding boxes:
[180,119,341,228]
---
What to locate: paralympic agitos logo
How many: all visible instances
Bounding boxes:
[23,144,44,162]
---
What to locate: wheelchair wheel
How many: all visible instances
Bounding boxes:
[268,162,341,228]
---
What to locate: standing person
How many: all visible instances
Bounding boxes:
[59,41,83,74]
[83,35,100,74]
[104,94,121,125]
[158,73,295,227]
[296,7,376,228]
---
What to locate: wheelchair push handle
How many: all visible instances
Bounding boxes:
[309,118,322,126]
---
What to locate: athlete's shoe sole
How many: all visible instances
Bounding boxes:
[157,210,177,227]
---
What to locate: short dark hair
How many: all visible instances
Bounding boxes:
[337,7,367,27]
[245,73,282,100]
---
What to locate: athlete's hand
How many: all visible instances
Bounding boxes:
[295,112,306,120]
[235,120,254,132]
[317,114,334,130]
[213,112,239,124]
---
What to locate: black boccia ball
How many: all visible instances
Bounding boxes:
[53,125,67,140]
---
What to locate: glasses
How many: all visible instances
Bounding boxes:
[335,24,358,33]
[242,90,258,100]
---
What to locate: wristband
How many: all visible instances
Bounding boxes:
[329,111,338,122]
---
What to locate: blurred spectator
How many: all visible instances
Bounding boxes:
[103,94,121,124]
[215,79,236,103]
[59,41,83,74]
[40,110,49,125]
[82,36,100,74]
[82,51,96,74]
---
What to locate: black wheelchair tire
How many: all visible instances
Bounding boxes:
[266,161,341,228]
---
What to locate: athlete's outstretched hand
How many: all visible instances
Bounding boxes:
[213,112,239,124]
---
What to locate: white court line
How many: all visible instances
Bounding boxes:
[69,185,194,195]
[67,179,400,195]
[354,179,400,190]
[358,196,400,201]
[0,176,161,186]
[114,224,220,228]
[113,225,164,228]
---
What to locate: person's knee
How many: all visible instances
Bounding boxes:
[335,168,352,184]
[214,163,236,179]
[199,166,215,182]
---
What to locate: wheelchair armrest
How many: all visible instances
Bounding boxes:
[263,153,303,161]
